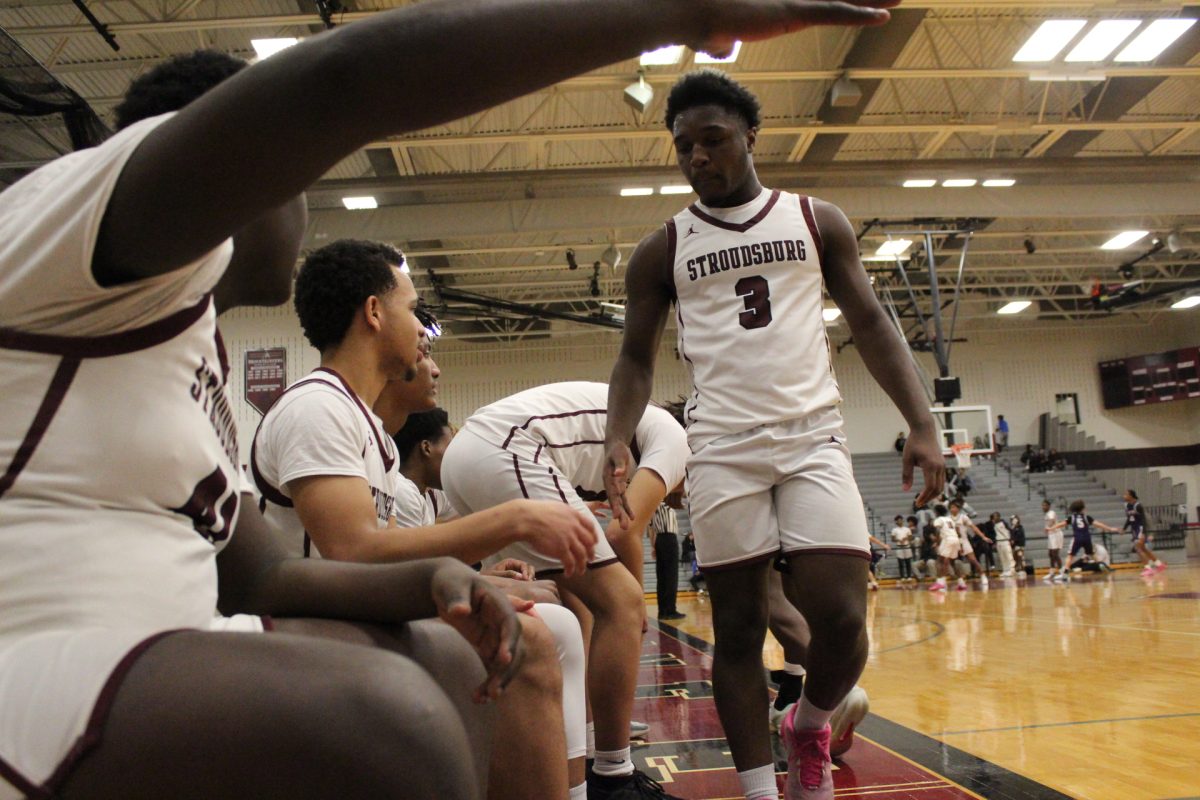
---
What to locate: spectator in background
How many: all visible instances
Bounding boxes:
[866,534,890,590]
[995,415,1009,452]
[894,431,907,453]
[650,497,685,622]
[1020,444,1034,470]
[1009,514,1027,578]
[915,521,939,582]
[890,516,915,585]
[1047,449,1065,472]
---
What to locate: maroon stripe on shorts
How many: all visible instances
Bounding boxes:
[41,629,188,796]
[781,546,872,562]
[0,356,81,501]
[512,454,529,499]
[699,550,780,573]
[534,556,621,580]
[549,471,569,503]
[500,409,606,450]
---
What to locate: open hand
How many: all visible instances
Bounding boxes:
[902,426,945,506]
[431,562,525,704]
[691,0,900,59]
[603,440,635,529]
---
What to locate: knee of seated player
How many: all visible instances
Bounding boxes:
[507,614,564,702]
[566,565,642,629]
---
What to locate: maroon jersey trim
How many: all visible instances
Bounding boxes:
[0,356,81,502]
[686,189,780,233]
[313,367,396,472]
[37,629,188,797]
[799,195,824,258]
[0,296,210,357]
[500,408,607,450]
[664,219,678,301]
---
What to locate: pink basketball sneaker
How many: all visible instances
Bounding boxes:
[782,709,833,799]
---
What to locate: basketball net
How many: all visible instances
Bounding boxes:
[950,443,973,470]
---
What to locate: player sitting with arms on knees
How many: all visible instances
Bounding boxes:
[603,70,942,800]
[440,382,691,799]
[375,351,591,800]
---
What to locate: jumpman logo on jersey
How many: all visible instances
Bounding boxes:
[684,224,699,238]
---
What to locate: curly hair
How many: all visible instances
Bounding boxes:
[294,239,404,352]
[665,69,761,132]
[393,408,451,462]
[114,50,247,130]
[658,396,688,428]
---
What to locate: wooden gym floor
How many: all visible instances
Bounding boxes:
[631,561,1200,800]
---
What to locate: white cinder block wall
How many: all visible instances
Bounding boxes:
[218,306,1199,519]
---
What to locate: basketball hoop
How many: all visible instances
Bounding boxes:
[950,443,973,470]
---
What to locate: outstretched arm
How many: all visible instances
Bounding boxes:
[605,228,674,527]
[96,0,898,283]
[814,199,942,504]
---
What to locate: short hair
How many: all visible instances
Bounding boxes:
[934,504,948,516]
[294,240,404,351]
[393,408,451,462]
[1126,489,1138,500]
[894,515,903,522]
[114,50,247,130]
[659,397,688,428]
[665,69,761,132]
[906,516,918,526]
[1042,499,1051,506]
[1069,499,1085,514]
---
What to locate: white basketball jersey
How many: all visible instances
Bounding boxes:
[252,368,399,558]
[460,381,687,498]
[0,113,239,639]
[669,189,841,449]
[392,474,436,528]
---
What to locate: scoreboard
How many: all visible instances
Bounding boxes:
[1098,346,1200,409]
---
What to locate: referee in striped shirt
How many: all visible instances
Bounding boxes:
[651,497,686,621]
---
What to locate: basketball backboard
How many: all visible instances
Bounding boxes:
[928,405,994,459]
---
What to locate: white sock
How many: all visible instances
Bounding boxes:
[593,747,634,777]
[737,764,777,799]
[585,721,595,759]
[793,694,835,731]
[570,782,587,800]
[783,661,807,677]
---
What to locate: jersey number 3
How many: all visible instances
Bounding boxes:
[736,276,773,330]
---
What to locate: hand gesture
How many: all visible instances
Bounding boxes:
[483,558,536,582]
[603,440,635,529]
[431,561,525,704]
[902,426,945,507]
[691,0,899,59]
[510,499,597,577]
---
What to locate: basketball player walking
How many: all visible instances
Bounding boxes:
[604,71,943,800]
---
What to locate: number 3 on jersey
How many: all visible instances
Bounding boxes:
[736,275,773,330]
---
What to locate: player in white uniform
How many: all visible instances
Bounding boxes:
[252,240,600,799]
[443,381,690,800]
[949,501,991,587]
[1042,499,1063,583]
[603,71,942,800]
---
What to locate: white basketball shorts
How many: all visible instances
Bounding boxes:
[441,428,617,576]
[0,615,266,799]
[937,535,962,560]
[685,407,870,571]
[1047,532,1064,550]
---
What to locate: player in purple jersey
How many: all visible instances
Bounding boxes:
[1048,499,1120,582]
[1124,490,1166,575]
[604,71,941,800]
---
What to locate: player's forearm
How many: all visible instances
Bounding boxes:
[322,504,527,565]
[851,310,935,434]
[228,554,455,623]
[607,355,656,445]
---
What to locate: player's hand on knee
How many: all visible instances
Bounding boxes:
[603,441,635,529]
[485,575,562,605]
[513,500,597,577]
[483,557,536,582]
[690,0,896,60]
[432,561,525,703]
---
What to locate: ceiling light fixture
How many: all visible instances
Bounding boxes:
[1013,19,1087,62]
[695,42,742,64]
[983,179,1017,187]
[1171,295,1200,309]
[822,308,842,322]
[876,239,913,257]
[903,179,937,188]
[1065,20,1141,62]
[1101,230,1149,250]
[659,185,693,195]
[1114,18,1196,62]
[623,70,654,113]
[251,37,299,59]
[997,300,1032,315]
[640,45,684,66]
[341,196,377,210]
[619,187,654,197]
[942,179,978,187]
